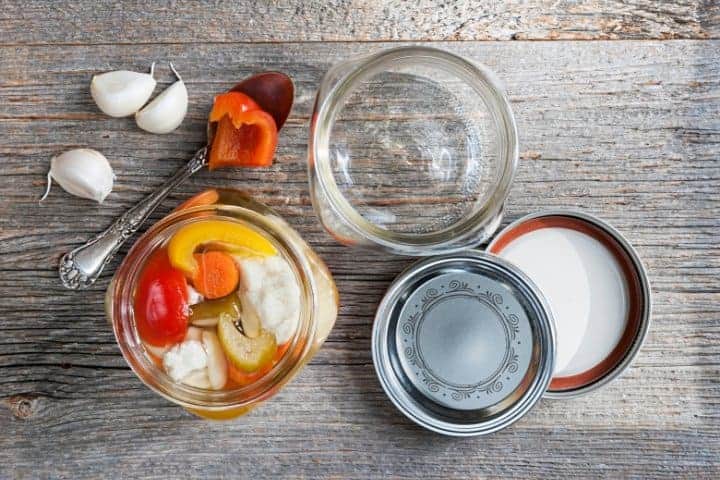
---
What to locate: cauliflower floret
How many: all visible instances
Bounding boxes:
[235,255,300,344]
[162,340,207,381]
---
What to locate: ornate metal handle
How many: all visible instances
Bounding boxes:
[59,147,208,290]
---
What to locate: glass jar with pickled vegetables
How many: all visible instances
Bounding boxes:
[106,189,338,419]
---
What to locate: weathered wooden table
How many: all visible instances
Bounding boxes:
[1,2,718,478]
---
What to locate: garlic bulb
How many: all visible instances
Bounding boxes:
[40,148,114,203]
[135,63,188,134]
[91,63,157,117]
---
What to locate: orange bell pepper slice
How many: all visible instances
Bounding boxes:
[208,92,278,170]
[209,91,260,122]
[173,189,219,213]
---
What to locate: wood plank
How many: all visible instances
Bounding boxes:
[0,40,719,478]
[0,0,718,45]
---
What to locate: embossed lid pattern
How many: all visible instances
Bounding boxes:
[397,271,534,410]
[372,251,556,436]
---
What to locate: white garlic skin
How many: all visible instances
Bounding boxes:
[91,68,156,117]
[135,80,188,134]
[43,149,114,203]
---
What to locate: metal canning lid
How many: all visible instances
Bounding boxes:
[372,251,556,436]
[487,209,652,399]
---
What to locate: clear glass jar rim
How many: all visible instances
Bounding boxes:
[311,46,519,251]
[109,204,318,411]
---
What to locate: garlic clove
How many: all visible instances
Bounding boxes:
[135,63,188,134]
[190,317,219,328]
[202,330,228,390]
[91,63,157,117]
[185,326,203,342]
[40,148,114,203]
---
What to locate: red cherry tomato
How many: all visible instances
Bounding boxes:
[134,248,189,346]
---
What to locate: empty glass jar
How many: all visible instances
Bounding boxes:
[308,46,519,255]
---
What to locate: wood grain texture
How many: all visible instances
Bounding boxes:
[0,39,719,479]
[0,0,718,44]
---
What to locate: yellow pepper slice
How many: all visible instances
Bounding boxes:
[168,220,277,277]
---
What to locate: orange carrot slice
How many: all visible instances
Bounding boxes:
[191,251,239,299]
